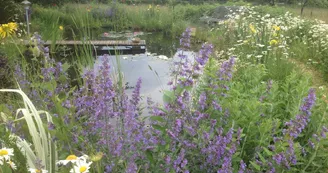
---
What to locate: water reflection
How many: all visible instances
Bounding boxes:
[95,50,196,104]
[96,30,179,57]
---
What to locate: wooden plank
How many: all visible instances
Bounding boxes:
[39,40,146,46]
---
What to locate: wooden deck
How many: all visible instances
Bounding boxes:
[43,40,146,46]
[24,40,146,55]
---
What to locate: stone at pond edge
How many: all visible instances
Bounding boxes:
[132,37,141,43]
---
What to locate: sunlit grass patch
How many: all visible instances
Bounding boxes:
[286,6,328,23]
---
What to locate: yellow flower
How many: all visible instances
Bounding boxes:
[70,160,92,173]
[149,4,152,9]
[8,22,18,32]
[0,149,8,156]
[57,154,88,166]
[80,166,87,172]
[57,154,78,165]
[273,25,280,31]
[0,148,14,161]
[59,26,64,31]
[270,39,278,46]
[66,155,78,160]
[0,22,18,39]
[249,24,257,34]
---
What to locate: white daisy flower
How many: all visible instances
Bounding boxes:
[70,160,92,173]
[57,154,89,166]
[7,160,17,170]
[0,148,14,161]
[28,168,48,173]
[57,154,79,165]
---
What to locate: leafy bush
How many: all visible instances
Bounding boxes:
[0,0,23,24]
[308,0,328,8]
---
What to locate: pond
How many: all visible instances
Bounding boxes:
[95,51,196,105]
[91,30,195,105]
[96,30,180,57]
[62,30,195,105]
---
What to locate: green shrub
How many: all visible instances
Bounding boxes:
[0,0,23,24]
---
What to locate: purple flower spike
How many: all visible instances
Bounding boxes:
[284,88,316,139]
[130,77,142,107]
[180,28,192,50]
[238,160,246,173]
[199,92,207,110]
[196,44,214,66]
[218,57,235,81]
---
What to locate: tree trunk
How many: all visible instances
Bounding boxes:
[301,0,309,16]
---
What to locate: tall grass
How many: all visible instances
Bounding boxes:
[0,89,57,172]
[287,6,328,23]
[31,3,218,38]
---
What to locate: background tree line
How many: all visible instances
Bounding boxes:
[1,0,327,24]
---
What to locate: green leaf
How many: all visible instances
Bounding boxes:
[149,116,165,123]
[1,163,13,173]
[62,62,70,72]
[257,152,267,164]
[250,161,261,171]
[163,90,175,104]
[312,162,322,167]
[263,148,273,156]
[58,75,67,83]
[316,152,328,157]
[145,150,154,164]
[152,124,166,132]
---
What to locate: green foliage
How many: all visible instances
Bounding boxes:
[30,3,217,38]
[0,53,14,89]
[0,0,23,24]
[308,0,328,8]
[253,5,288,17]
[2,1,328,172]
[0,89,57,172]
[0,128,28,173]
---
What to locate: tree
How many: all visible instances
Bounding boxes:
[300,0,309,16]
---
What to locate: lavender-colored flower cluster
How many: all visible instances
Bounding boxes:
[15,33,69,110]
[218,57,235,81]
[284,88,316,139]
[72,55,161,172]
[171,28,213,88]
[180,27,191,50]
[11,26,328,173]
[270,89,316,169]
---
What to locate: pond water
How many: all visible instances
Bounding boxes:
[95,50,196,105]
[96,30,180,57]
[88,30,192,105]
[66,30,196,105]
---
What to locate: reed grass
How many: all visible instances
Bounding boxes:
[0,89,57,172]
[31,3,218,38]
[286,6,328,23]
